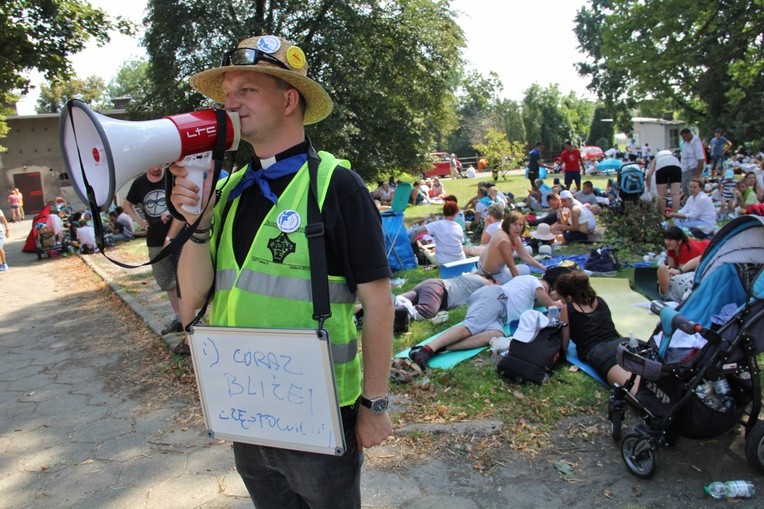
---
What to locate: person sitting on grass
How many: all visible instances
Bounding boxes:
[409,200,466,266]
[409,272,563,370]
[657,255,701,303]
[478,210,547,284]
[550,190,596,244]
[555,270,640,389]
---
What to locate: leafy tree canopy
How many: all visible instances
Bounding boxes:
[0,0,135,96]
[140,0,465,179]
[575,0,764,143]
[36,75,106,113]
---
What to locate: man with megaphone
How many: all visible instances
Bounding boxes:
[168,35,394,508]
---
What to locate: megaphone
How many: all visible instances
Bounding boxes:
[59,99,241,210]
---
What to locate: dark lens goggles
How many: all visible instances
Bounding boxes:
[220,48,289,70]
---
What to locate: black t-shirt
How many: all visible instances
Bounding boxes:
[125,173,172,247]
[229,147,391,293]
[567,297,621,360]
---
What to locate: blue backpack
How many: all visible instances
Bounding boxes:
[617,163,645,201]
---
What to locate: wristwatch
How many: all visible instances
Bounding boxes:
[359,395,389,414]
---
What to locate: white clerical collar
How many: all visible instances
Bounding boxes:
[259,156,277,169]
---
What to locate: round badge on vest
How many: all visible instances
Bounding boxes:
[277,210,301,233]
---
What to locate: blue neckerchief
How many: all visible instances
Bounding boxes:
[227,153,308,205]
[479,196,493,206]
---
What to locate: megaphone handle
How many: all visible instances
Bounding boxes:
[181,167,206,214]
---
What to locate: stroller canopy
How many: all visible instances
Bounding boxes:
[695,215,764,300]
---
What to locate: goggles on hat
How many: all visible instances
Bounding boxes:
[220,48,289,70]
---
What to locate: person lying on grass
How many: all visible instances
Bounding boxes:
[409,271,564,371]
[555,270,640,389]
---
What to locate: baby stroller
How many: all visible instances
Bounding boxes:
[609,215,764,478]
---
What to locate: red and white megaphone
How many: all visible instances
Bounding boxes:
[59,99,240,210]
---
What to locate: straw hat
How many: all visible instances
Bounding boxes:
[530,223,556,241]
[190,35,333,125]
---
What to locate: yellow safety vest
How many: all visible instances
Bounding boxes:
[210,152,360,406]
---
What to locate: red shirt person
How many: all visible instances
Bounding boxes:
[559,140,585,191]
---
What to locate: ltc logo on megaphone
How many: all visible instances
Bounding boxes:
[59,99,241,209]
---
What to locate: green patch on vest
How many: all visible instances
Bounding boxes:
[267,232,297,263]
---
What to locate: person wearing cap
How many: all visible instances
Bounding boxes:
[551,190,596,244]
[555,271,638,388]
[168,35,393,507]
[646,149,682,216]
[408,273,562,371]
[709,129,732,179]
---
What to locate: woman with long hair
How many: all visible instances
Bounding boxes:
[477,210,545,284]
[556,271,637,387]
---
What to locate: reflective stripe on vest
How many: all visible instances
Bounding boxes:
[209,151,361,406]
[216,269,356,305]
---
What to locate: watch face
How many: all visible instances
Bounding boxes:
[363,396,389,413]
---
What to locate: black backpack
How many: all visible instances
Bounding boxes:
[496,323,565,384]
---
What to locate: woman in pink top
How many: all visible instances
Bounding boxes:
[7,190,21,223]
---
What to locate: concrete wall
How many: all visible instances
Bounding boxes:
[0,110,127,216]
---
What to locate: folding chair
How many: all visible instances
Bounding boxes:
[381,182,417,271]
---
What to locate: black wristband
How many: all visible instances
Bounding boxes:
[188,234,210,244]
[186,224,211,234]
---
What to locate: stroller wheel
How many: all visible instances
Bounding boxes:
[621,432,658,479]
[744,420,764,474]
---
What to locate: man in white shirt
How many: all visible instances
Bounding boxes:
[680,128,706,197]
[666,178,717,235]
[76,221,97,252]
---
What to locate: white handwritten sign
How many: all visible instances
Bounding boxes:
[189,325,345,456]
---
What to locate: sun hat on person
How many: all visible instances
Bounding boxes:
[512,310,550,343]
[530,223,556,241]
[534,244,554,261]
[190,35,333,125]
[559,190,575,200]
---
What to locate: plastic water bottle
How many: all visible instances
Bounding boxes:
[628,331,638,351]
[704,480,755,499]
[547,306,560,326]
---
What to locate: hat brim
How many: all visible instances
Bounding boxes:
[531,232,556,241]
[190,65,333,125]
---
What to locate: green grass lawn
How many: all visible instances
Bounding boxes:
[380,172,624,448]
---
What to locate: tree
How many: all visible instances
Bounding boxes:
[586,105,614,148]
[446,70,504,157]
[521,84,573,157]
[473,128,525,182]
[36,75,106,113]
[140,0,465,180]
[0,0,134,146]
[574,0,764,142]
[106,58,150,108]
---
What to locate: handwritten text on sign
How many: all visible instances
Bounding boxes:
[191,327,341,453]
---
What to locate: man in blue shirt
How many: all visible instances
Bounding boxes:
[528,142,551,192]
[709,129,732,179]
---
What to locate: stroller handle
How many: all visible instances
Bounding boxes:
[650,300,705,336]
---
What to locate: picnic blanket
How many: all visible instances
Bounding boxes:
[566,342,607,386]
[589,277,656,341]
[394,321,518,370]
